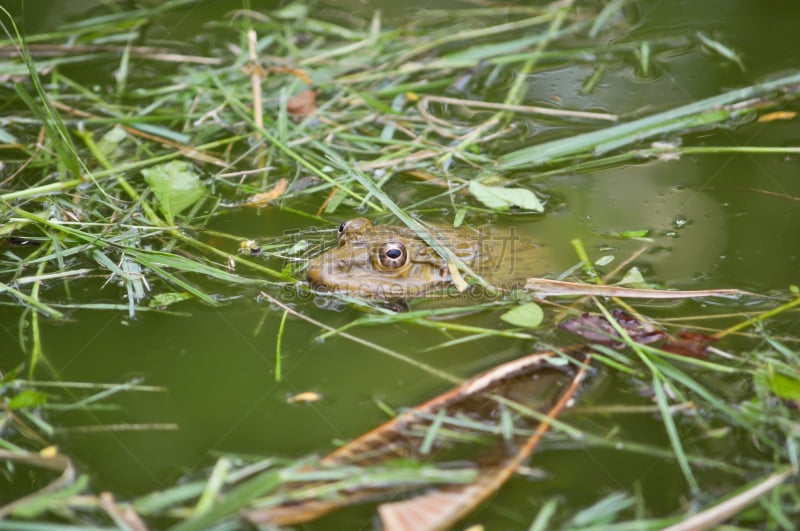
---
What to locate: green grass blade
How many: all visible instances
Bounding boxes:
[652,374,698,495]
[167,469,282,531]
[499,71,800,169]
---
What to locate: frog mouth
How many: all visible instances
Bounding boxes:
[305,263,450,298]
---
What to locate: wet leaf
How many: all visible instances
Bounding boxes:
[560,309,663,346]
[616,266,649,288]
[560,310,715,358]
[287,90,317,116]
[246,350,589,529]
[468,181,544,212]
[500,302,544,328]
[660,330,715,358]
[142,161,205,223]
[619,229,650,238]
[595,255,614,267]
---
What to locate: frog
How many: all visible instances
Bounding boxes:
[306,218,542,298]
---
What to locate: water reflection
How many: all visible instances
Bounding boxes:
[560,161,727,284]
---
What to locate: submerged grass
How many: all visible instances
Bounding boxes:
[0,0,799,529]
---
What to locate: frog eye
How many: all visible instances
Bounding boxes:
[378,241,408,269]
[338,222,347,236]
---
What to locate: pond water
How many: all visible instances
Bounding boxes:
[2,0,799,528]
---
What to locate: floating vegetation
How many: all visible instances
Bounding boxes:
[1,0,799,529]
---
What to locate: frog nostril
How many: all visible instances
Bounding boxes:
[337,258,356,273]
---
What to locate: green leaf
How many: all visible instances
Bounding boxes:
[131,123,189,144]
[618,229,650,238]
[468,181,544,212]
[617,266,649,288]
[443,34,545,64]
[142,161,206,223]
[595,255,614,267]
[453,207,467,228]
[500,302,544,328]
[96,125,128,158]
[149,292,193,308]
[767,372,800,402]
[7,389,47,410]
[0,126,18,143]
[274,2,308,19]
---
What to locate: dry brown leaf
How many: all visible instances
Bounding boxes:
[377,354,588,531]
[402,169,438,181]
[379,491,469,531]
[447,259,468,292]
[269,66,313,85]
[287,89,317,116]
[246,349,589,528]
[561,309,716,358]
[757,111,797,122]
[660,330,716,358]
[244,178,288,207]
[560,309,664,346]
